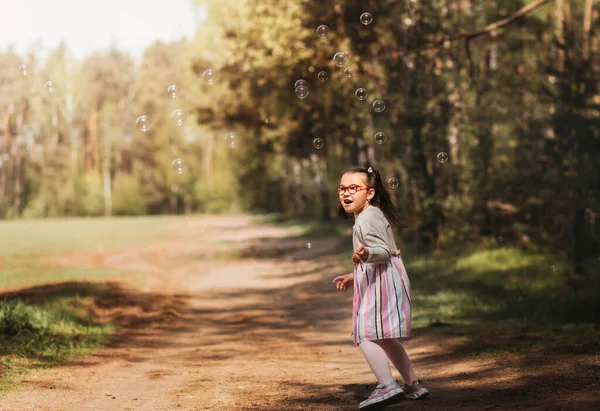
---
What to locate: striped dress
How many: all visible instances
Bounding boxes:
[351,206,412,346]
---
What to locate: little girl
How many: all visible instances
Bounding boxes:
[332,166,429,410]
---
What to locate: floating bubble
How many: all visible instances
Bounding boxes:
[344,67,354,77]
[167,85,178,98]
[437,152,449,163]
[355,88,368,100]
[136,115,152,132]
[295,85,309,99]
[264,118,269,124]
[551,265,557,272]
[295,79,308,88]
[373,99,386,112]
[374,132,387,144]
[203,69,215,85]
[171,109,186,126]
[313,138,324,149]
[497,236,504,242]
[307,242,312,249]
[225,132,236,148]
[388,177,399,189]
[316,25,330,38]
[317,71,329,82]
[360,12,373,25]
[19,64,28,76]
[333,52,349,67]
[172,158,186,174]
[44,80,55,93]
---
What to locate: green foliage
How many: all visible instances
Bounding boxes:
[111,175,148,215]
[0,0,598,276]
[76,174,105,216]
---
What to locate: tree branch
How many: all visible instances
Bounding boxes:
[454,0,553,41]
[394,0,553,58]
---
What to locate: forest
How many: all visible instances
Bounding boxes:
[0,0,598,275]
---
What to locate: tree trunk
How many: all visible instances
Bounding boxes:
[410,117,440,249]
[582,0,592,60]
[13,101,25,217]
[102,117,112,216]
[67,62,77,215]
[0,107,11,218]
[86,106,98,172]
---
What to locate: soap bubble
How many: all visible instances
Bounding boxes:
[373,100,386,112]
[344,67,354,77]
[225,132,236,148]
[171,109,186,126]
[19,64,28,76]
[316,25,330,38]
[295,79,308,88]
[167,85,178,98]
[333,52,349,67]
[172,158,186,174]
[374,132,387,144]
[136,115,152,132]
[307,242,312,249]
[551,265,557,272]
[355,88,368,100]
[318,71,329,82]
[313,138,324,149]
[295,85,309,99]
[44,80,55,93]
[497,236,504,242]
[388,177,399,189]
[360,12,373,25]
[437,152,449,163]
[203,69,215,85]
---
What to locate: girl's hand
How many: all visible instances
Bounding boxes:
[352,246,369,264]
[332,273,353,291]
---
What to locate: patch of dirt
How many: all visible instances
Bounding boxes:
[0,215,598,410]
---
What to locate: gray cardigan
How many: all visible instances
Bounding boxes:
[352,205,398,263]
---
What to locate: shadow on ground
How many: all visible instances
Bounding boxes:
[1,227,599,409]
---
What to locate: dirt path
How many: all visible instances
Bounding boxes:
[0,215,597,410]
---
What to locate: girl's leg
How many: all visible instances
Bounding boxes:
[375,338,418,385]
[359,340,395,385]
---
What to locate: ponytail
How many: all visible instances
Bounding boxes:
[338,165,411,229]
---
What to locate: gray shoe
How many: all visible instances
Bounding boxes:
[359,380,405,410]
[401,379,429,399]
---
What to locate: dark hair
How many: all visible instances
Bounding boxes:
[337,166,410,229]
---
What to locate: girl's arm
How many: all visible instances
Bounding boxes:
[356,218,392,263]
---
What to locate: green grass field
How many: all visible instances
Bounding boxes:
[0,215,195,393]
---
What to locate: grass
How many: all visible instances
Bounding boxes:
[404,246,600,329]
[0,215,190,257]
[0,295,116,393]
[283,217,600,359]
[0,215,192,393]
[0,215,192,290]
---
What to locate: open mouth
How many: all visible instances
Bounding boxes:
[343,198,353,205]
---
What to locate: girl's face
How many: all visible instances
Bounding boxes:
[338,172,374,216]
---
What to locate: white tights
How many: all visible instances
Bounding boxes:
[359,338,418,386]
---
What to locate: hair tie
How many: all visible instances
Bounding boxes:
[367,167,373,174]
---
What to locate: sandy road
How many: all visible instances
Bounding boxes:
[0,215,597,410]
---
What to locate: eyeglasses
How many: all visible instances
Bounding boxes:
[336,185,372,195]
